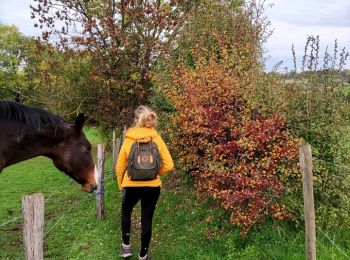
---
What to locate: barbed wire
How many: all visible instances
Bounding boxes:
[0,180,76,229]
[317,226,350,259]
[313,158,350,172]
[65,205,95,258]
[44,193,92,237]
[5,146,111,259]
[45,180,75,202]
[282,197,350,259]
[2,148,111,230]
[0,216,21,228]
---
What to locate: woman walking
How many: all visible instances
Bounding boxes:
[116,105,174,259]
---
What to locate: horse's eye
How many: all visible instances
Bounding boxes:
[87,145,92,152]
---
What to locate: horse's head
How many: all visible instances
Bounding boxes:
[52,114,97,192]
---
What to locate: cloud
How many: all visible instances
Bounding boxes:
[0,0,40,36]
[264,0,350,70]
[266,0,350,27]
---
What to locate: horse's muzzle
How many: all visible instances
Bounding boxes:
[82,182,97,193]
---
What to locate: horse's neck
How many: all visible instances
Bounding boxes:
[14,138,56,162]
[3,124,65,169]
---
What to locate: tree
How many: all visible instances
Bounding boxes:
[31,0,193,127]
[0,25,36,102]
[23,45,100,120]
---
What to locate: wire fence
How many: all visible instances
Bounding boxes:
[307,156,350,258]
[44,192,93,237]
[109,142,350,258]
[282,194,350,259]
[0,216,21,228]
[255,149,350,259]
[311,157,350,215]
[65,203,96,258]
[7,138,350,258]
[0,179,75,230]
[45,180,75,202]
[0,150,114,228]
[316,227,350,259]
[1,141,118,260]
[314,158,350,172]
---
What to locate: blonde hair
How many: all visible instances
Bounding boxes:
[133,105,157,128]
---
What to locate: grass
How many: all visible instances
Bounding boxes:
[1,127,350,259]
[83,126,107,145]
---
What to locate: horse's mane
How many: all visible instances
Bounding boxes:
[0,100,66,134]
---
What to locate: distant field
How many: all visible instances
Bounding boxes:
[0,127,349,259]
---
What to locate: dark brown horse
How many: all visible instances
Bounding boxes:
[0,100,97,192]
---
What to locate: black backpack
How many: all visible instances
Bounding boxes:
[126,139,161,180]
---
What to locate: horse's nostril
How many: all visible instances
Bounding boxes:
[89,184,97,193]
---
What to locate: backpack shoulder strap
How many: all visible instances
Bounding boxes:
[121,140,138,184]
[121,167,127,184]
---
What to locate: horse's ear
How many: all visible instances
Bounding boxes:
[75,113,85,133]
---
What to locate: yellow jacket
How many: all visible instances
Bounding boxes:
[116,127,174,190]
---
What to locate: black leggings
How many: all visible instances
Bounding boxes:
[121,187,160,255]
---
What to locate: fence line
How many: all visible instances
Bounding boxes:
[45,142,108,235]
[179,144,350,258]
[96,144,105,220]
[0,181,74,230]
[111,127,126,180]
[44,193,92,237]
[317,226,350,259]
[22,193,44,260]
[111,130,120,180]
[289,202,350,259]
[66,204,95,258]
[4,143,110,259]
[314,158,350,171]
[5,141,350,259]
[282,195,350,259]
[45,180,74,202]
[300,143,316,260]
[0,216,21,228]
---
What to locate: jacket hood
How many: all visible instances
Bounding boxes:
[125,127,158,142]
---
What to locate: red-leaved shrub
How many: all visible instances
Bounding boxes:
[166,59,300,235]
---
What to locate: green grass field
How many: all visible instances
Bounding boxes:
[1,127,349,259]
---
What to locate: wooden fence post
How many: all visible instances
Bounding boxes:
[22,193,44,260]
[299,143,316,260]
[96,144,105,220]
[113,138,121,178]
[112,126,126,181]
[121,125,127,145]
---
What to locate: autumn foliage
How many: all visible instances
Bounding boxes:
[165,59,300,235]
[30,0,192,127]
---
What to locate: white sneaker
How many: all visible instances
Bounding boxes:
[119,243,132,258]
[138,253,151,260]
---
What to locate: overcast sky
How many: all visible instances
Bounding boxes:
[0,0,349,70]
[264,0,350,70]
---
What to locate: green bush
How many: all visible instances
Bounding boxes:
[250,37,350,228]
